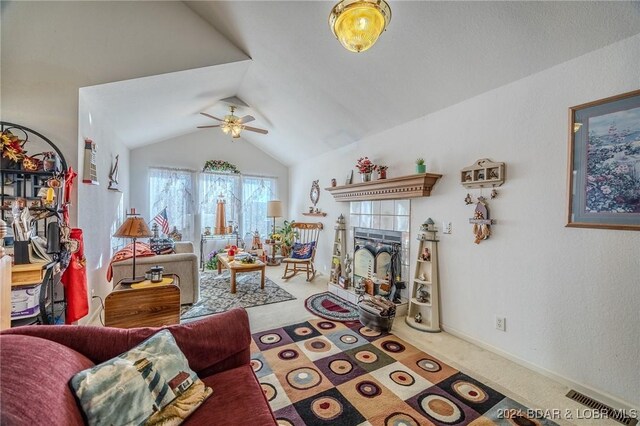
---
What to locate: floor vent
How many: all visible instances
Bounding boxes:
[566,390,638,426]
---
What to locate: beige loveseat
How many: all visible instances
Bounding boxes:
[110,242,199,304]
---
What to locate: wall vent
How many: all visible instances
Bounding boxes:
[566,390,638,426]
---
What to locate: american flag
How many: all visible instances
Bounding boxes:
[153,208,170,235]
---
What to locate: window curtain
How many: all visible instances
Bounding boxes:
[149,168,195,241]
[199,172,241,234]
[242,176,278,238]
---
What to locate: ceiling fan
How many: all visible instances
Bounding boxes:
[197,106,268,139]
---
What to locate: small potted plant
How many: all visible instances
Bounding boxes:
[416,158,426,173]
[375,165,388,180]
[356,157,375,182]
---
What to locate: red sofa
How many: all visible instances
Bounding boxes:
[0,308,276,426]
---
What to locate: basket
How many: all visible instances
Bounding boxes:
[358,298,396,332]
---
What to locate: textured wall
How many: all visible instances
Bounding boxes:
[289,34,640,407]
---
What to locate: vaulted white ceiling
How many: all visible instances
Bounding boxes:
[83,1,640,165]
[186,1,640,165]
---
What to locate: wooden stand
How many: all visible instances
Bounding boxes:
[405,229,441,332]
[105,275,181,328]
[330,215,347,286]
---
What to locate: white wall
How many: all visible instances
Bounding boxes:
[129,130,289,238]
[289,34,640,407]
[0,1,248,225]
[77,92,130,321]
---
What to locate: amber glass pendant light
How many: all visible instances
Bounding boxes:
[329,0,391,53]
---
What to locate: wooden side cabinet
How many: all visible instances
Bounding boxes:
[105,277,180,328]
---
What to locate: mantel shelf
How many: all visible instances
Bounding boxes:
[325,173,442,202]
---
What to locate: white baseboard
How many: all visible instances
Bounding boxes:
[442,323,638,411]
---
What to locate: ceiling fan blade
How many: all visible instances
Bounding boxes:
[197,125,221,129]
[243,125,269,135]
[239,115,255,124]
[200,112,224,122]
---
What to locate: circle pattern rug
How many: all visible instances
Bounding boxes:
[181,270,295,320]
[304,292,360,322]
[250,319,560,426]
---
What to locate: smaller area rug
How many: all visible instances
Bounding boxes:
[251,319,559,426]
[181,270,295,320]
[305,292,360,322]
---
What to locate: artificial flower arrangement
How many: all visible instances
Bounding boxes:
[375,164,388,179]
[1,130,26,166]
[205,250,219,270]
[202,160,240,174]
[355,157,375,174]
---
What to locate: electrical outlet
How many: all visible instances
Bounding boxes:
[495,316,506,332]
[443,221,452,234]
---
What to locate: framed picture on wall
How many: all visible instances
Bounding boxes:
[567,89,640,230]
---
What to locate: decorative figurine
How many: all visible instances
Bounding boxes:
[414,312,422,323]
[331,178,337,187]
[108,154,120,191]
[417,284,430,303]
[420,247,431,261]
[419,273,427,281]
[465,193,473,205]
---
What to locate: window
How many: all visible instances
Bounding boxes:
[148,168,278,240]
[242,176,278,237]
[199,172,241,234]
[149,168,195,241]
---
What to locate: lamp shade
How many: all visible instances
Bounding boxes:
[114,214,153,238]
[267,200,283,218]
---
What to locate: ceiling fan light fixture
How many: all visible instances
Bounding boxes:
[329,0,391,53]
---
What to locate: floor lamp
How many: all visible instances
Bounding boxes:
[266,200,282,265]
[113,208,153,285]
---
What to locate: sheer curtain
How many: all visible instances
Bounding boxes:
[199,172,241,233]
[242,176,278,237]
[149,168,195,241]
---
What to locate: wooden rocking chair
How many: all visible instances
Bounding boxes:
[282,222,323,281]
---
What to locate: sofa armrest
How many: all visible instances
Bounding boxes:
[1,308,251,376]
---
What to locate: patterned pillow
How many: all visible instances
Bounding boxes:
[291,242,315,259]
[70,330,212,426]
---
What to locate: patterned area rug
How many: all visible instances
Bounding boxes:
[181,271,295,320]
[251,319,558,426]
[304,292,360,322]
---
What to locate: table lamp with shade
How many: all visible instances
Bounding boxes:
[113,208,153,285]
[266,200,283,265]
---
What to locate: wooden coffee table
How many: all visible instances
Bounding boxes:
[217,254,265,294]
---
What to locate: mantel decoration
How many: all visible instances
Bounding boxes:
[376,164,388,179]
[202,160,240,174]
[329,0,391,53]
[567,89,640,230]
[355,157,375,182]
[416,158,426,174]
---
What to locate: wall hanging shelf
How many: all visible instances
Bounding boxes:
[302,212,327,217]
[460,158,505,189]
[325,173,442,202]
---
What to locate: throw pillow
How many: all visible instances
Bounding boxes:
[70,330,212,426]
[150,238,175,255]
[291,241,315,260]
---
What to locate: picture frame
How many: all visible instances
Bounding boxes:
[567,89,640,230]
[345,170,353,185]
